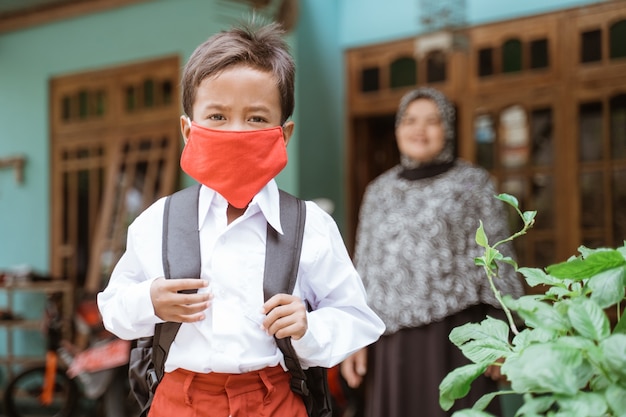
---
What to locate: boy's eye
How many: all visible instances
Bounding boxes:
[249,116,268,123]
[208,114,225,121]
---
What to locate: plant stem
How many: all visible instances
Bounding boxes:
[486,272,519,335]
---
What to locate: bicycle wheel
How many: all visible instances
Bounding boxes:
[3,365,79,417]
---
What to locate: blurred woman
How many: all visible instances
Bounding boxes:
[341,87,524,416]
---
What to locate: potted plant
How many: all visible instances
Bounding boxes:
[439,194,626,417]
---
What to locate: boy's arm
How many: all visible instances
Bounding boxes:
[97,200,166,340]
[279,203,385,368]
[97,242,163,340]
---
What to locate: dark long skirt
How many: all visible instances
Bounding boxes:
[364,304,504,417]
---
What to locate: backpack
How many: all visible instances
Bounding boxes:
[128,184,332,417]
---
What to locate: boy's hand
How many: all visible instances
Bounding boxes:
[150,277,211,323]
[340,348,367,388]
[261,294,307,340]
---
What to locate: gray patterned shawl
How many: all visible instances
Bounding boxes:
[355,88,524,335]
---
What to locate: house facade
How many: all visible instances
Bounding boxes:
[0,0,623,399]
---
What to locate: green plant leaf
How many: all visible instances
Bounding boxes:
[516,393,555,415]
[502,343,591,395]
[495,193,519,208]
[614,309,626,335]
[605,385,626,417]
[590,373,612,391]
[587,266,626,309]
[599,334,626,381]
[457,338,510,365]
[471,391,501,411]
[507,296,571,333]
[451,410,495,417]
[449,317,510,346]
[556,335,597,351]
[439,363,488,411]
[522,210,536,226]
[555,392,608,417]
[518,267,560,287]
[577,245,597,258]
[546,250,626,280]
[449,317,510,364]
[567,298,610,341]
[476,220,489,248]
[475,257,487,268]
[544,286,570,299]
[485,247,499,267]
[499,256,518,270]
[511,328,556,351]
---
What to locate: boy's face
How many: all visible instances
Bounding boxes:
[181,65,294,144]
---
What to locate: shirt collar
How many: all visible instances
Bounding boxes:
[197,180,283,235]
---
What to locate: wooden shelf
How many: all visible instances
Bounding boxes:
[0,280,73,380]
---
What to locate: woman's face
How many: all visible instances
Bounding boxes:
[395,98,446,163]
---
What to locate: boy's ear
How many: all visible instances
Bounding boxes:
[180,115,192,143]
[282,121,295,146]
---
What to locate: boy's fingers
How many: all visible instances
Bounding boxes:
[262,293,293,312]
[165,278,208,291]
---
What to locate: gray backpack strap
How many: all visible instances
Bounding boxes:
[263,191,311,397]
[152,184,202,382]
[263,190,306,299]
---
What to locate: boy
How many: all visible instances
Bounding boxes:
[97,21,384,417]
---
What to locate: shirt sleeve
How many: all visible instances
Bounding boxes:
[97,198,167,340]
[290,202,385,368]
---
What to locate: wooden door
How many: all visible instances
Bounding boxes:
[50,56,181,293]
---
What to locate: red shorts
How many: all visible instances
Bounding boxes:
[148,366,307,417]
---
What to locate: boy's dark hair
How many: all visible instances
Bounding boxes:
[181,21,295,124]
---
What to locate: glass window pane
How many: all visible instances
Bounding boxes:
[583,237,607,249]
[530,39,549,69]
[613,169,626,247]
[610,94,626,159]
[390,57,417,88]
[62,96,71,121]
[426,50,446,83]
[143,79,154,108]
[581,171,605,228]
[162,80,173,105]
[581,29,602,63]
[530,108,553,166]
[79,90,88,119]
[474,114,495,170]
[502,39,522,73]
[500,105,529,168]
[531,173,554,230]
[609,20,626,59]
[126,86,136,111]
[478,48,494,77]
[361,67,380,92]
[534,240,556,269]
[96,90,106,116]
[579,101,604,162]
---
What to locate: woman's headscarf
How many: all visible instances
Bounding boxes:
[396,87,456,170]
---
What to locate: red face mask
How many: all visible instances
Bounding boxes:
[180,122,288,208]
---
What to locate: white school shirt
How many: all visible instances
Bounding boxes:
[97,180,385,374]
